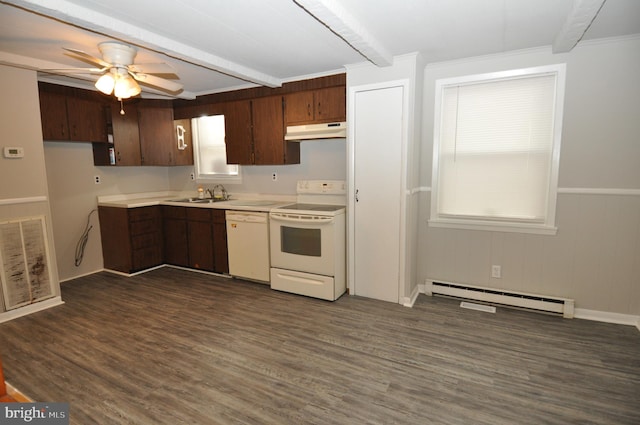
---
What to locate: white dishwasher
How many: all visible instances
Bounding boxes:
[225,210,270,283]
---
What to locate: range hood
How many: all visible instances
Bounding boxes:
[285,122,347,141]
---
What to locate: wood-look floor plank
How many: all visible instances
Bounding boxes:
[1,267,639,424]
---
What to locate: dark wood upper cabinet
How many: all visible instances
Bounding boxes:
[138,103,176,166]
[284,86,346,126]
[252,96,298,165]
[223,100,253,165]
[110,102,142,166]
[39,91,69,140]
[173,118,194,166]
[224,97,298,165]
[39,84,108,142]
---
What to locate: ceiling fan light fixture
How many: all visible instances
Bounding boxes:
[114,74,141,99]
[95,73,115,95]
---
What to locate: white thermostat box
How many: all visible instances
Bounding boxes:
[3,147,24,158]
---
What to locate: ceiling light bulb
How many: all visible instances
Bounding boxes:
[95,73,115,95]
[114,75,141,99]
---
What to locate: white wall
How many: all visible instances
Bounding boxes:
[43,142,170,281]
[168,138,347,195]
[418,36,640,317]
[45,136,346,281]
[0,65,61,309]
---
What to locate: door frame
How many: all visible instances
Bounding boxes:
[347,79,410,303]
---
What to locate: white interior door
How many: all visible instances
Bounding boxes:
[351,84,405,303]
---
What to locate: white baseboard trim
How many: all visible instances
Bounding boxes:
[59,269,103,283]
[401,285,421,307]
[0,296,64,324]
[574,308,640,329]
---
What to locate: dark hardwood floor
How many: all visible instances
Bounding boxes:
[1,267,639,424]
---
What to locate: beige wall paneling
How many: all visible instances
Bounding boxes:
[419,36,640,317]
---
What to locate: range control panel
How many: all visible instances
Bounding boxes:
[297,180,346,195]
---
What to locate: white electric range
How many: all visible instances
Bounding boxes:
[269,180,346,301]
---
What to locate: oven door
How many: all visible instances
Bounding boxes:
[269,212,336,276]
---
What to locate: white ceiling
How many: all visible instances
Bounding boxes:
[0,0,639,99]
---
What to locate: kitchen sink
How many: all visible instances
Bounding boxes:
[167,197,227,204]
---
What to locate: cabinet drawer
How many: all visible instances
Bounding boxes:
[212,209,226,224]
[162,205,187,219]
[186,208,212,222]
[129,206,160,222]
[131,232,162,250]
[130,220,159,235]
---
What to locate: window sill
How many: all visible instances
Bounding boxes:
[428,218,557,235]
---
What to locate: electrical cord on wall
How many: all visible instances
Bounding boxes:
[75,209,97,267]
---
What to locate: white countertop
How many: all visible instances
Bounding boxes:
[97,192,295,212]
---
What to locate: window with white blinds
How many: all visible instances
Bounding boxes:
[430,65,566,234]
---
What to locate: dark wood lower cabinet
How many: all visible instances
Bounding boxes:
[162,206,228,273]
[100,205,228,274]
[212,210,229,274]
[187,208,215,271]
[162,206,189,267]
[98,206,163,273]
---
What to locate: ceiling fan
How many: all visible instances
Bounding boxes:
[47,41,183,100]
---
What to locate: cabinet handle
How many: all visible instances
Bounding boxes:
[307,103,312,117]
[317,102,321,116]
[355,189,359,202]
[61,124,65,136]
[117,151,121,162]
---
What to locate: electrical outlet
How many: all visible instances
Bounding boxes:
[94,175,101,184]
[491,265,501,278]
[190,172,195,181]
[272,172,277,181]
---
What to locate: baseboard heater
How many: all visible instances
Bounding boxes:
[425,280,574,318]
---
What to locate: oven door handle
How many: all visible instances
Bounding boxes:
[270,213,335,224]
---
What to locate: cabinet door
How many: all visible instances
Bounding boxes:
[39,91,69,140]
[111,102,142,165]
[252,96,298,165]
[66,97,108,142]
[138,105,175,165]
[212,210,228,273]
[223,100,253,165]
[98,206,132,273]
[163,206,189,267]
[284,91,314,126]
[173,119,194,166]
[186,208,215,271]
[315,86,346,123]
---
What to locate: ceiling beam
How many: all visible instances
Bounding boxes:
[294,0,393,67]
[4,0,282,88]
[553,0,607,53]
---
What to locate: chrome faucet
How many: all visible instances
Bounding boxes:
[212,184,229,200]
[204,188,214,199]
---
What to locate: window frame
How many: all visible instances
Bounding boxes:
[429,64,566,235]
[191,115,242,184]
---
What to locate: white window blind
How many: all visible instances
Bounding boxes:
[431,65,565,234]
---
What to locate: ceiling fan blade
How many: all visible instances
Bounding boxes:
[63,47,111,68]
[128,62,175,74]
[131,73,183,93]
[41,67,107,74]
